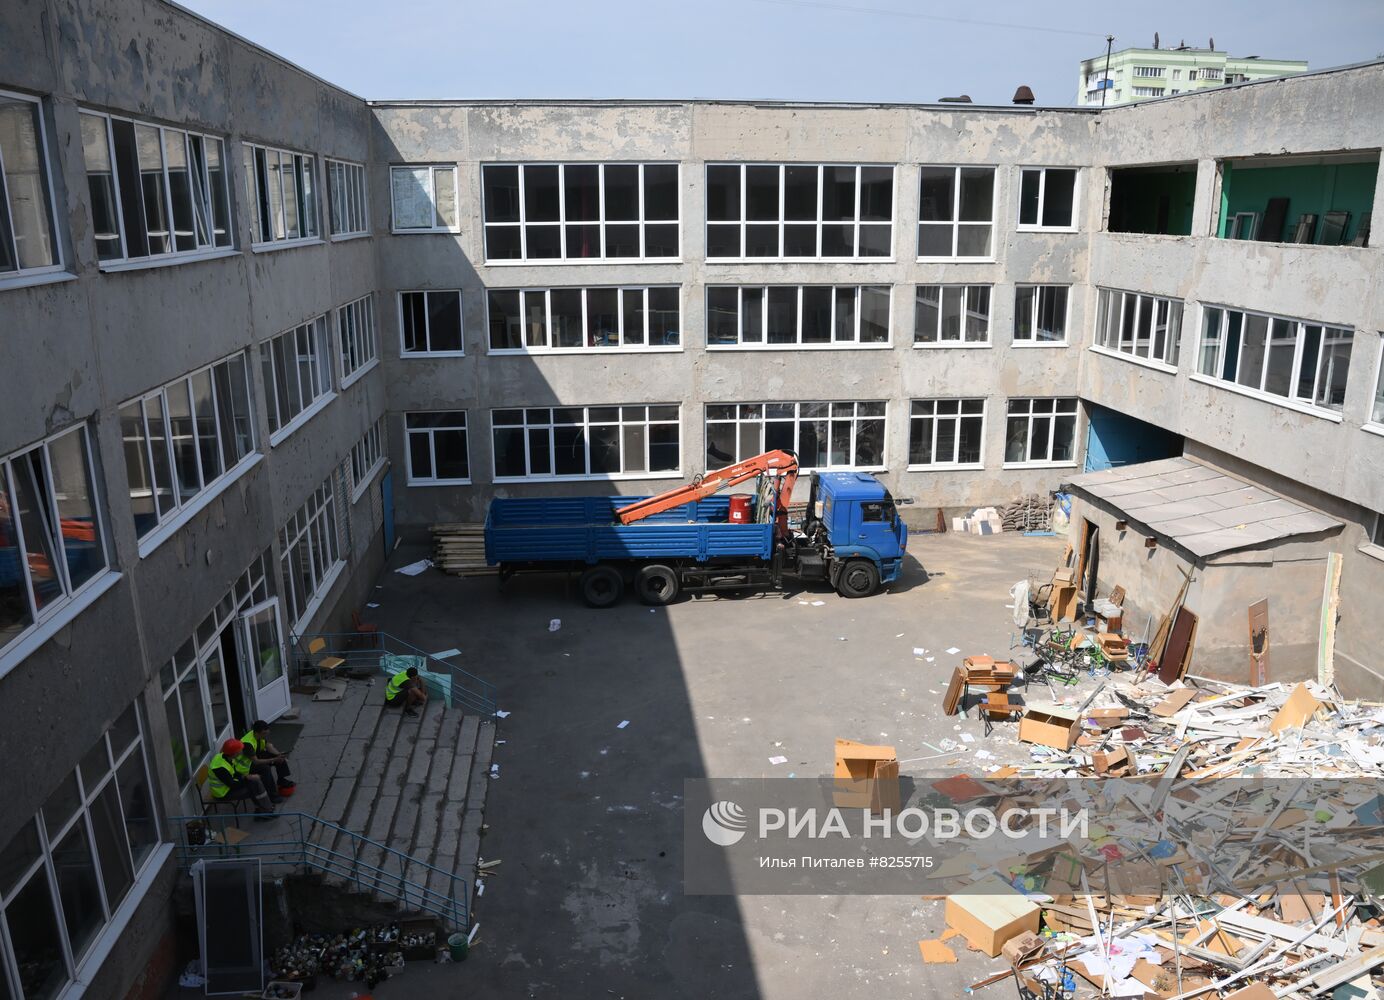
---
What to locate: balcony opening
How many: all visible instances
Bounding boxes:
[1217,151,1377,246]
[1108,163,1196,236]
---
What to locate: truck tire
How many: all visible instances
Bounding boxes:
[579,565,625,608]
[836,559,880,599]
[635,564,680,606]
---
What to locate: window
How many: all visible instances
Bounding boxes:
[279,477,342,628]
[0,425,111,661]
[914,285,991,345]
[406,411,471,485]
[350,417,386,499]
[390,164,458,233]
[1094,289,1184,367]
[399,290,464,355]
[488,286,680,352]
[243,142,319,246]
[908,400,984,468]
[1018,167,1078,230]
[337,294,378,383]
[1197,68,1223,80]
[1,91,62,282]
[705,163,892,259]
[493,406,679,481]
[705,286,890,348]
[259,317,334,440]
[482,162,679,261]
[79,110,232,265]
[1004,399,1079,466]
[1197,306,1353,413]
[0,705,160,999]
[1372,336,1384,425]
[1132,87,1166,97]
[1133,66,1164,77]
[1172,69,1182,80]
[1013,286,1070,344]
[326,158,368,237]
[705,402,885,470]
[119,353,257,542]
[917,166,995,258]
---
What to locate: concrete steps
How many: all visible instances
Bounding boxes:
[295,678,493,920]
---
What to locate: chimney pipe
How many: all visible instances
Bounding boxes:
[1012,85,1035,105]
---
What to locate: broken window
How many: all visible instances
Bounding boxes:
[487,286,680,352]
[704,286,890,347]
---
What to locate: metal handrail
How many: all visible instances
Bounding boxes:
[290,631,497,716]
[167,811,469,930]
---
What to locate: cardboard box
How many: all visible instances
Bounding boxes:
[1000,930,1045,966]
[1091,746,1131,775]
[833,739,898,812]
[1018,706,1081,750]
[944,876,1041,957]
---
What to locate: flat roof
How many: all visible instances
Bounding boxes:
[1064,457,1341,558]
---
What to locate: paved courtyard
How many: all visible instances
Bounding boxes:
[329,528,1065,999]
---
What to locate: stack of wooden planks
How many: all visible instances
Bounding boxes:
[430,523,495,576]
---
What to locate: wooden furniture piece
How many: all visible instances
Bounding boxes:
[350,609,381,648]
[981,692,1020,736]
[308,636,346,684]
[833,739,900,814]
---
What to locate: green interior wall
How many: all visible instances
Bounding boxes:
[1108,167,1196,235]
[1218,160,1378,242]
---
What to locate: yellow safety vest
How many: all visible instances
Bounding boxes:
[386,670,410,702]
[206,754,235,798]
[233,751,252,777]
[242,730,262,755]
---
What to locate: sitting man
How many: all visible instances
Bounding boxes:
[385,666,427,717]
[242,719,295,798]
[206,739,275,821]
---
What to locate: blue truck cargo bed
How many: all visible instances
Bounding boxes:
[485,494,774,566]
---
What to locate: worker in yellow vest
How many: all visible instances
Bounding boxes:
[206,739,275,821]
[242,720,295,797]
[384,666,427,716]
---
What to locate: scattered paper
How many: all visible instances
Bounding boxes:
[769,756,788,765]
[960,733,975,743]
[395,559,432,576]
[476,881,485,896]
[366,602,380,608]
[975,749,995,760]
[548,619,561,632]
[945,646,961,655]
[913,648,926,656]
[926,657,935,663]
[811,600,825,606]
[617,720,630,729]
[431,648,461,659]
[895,633,904,638]
[489,764,499,778]
[495,709,511,718]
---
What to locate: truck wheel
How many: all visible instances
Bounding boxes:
[836,559,880,599]
[635,564,680,606]
[579,565,625,608]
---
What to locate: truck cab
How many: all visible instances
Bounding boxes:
[805,472,909,597]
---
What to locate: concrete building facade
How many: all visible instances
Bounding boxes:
[1078,44,1307,106]
[1,0,1381,995]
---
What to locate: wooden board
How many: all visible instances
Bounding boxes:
[942,667,966,716]
[1248,599,1269,686]
[1158,606,1198,684]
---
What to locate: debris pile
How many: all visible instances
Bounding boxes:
[429,523,495,577]
[998,493,1055,533]
[268,919,441,989]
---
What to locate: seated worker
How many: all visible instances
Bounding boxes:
[231,740,283,805]
[206,739,275,821]
[242,720,295,797]
[384,666,427,716]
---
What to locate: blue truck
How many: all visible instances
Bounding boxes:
[484,465,909,607]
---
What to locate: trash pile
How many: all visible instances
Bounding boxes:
[952,495,1056,535]
[268,919,439,990]
[927,673,1384,997]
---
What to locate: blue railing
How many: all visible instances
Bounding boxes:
[167,811,468,929]
[291,631,497,717]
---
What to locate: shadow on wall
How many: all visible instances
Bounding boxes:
[369,128,764,998]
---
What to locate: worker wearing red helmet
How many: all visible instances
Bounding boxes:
[206,738,276,821]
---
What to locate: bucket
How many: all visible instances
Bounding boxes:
[447,933,469,962]
[728,495,752,524]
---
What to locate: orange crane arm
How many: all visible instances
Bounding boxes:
[614,450,800,527]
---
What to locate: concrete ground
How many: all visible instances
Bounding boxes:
[240,529,1067,999]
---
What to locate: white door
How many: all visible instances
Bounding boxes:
[238,598,291,722]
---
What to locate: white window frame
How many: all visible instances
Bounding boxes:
[1092,288,1183,372]
[337,293,379,386]
[390,164,459,234]
[482,162,681,263]
[704,163,894,262]
[487,285,683,354]
[349,417,386,501]
[1368,334,1384,435]
[1131,87,1166,97]
[1133,66,1165,78]
[1193,304,1352,422]
[405,411,473,486]
[704,285,893,350]
[398,289,465,357]
[261,316,336,444]
[916,164,997,262]
[326,157,368,239]
[1003,398,1080,469]
[0,89,66,288]
[279,476,343,631]
[1012,285,1071,346]
[491,405,681,482]
[1017,166,1080,233]
[913,284,992,347]
[243,141,321,249]
[907,399,986,470]
[704,401,887,472]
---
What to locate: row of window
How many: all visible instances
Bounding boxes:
[399,398,1082,486]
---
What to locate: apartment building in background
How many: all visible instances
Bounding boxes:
[1078,43,1308,106]
[1,0,1382,995]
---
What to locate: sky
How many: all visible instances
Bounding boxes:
[177,0,1384,106]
